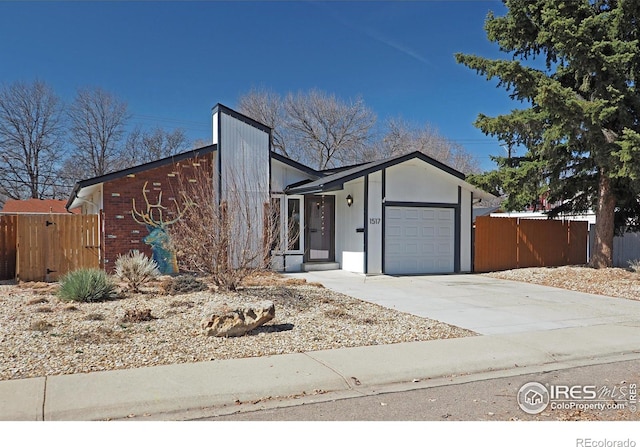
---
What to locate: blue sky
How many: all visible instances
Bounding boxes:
[0,1,515,171]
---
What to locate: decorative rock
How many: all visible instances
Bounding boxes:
[201,300,275,337]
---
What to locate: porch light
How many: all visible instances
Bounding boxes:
[346,195,353,207]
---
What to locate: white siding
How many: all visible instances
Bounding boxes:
[212,112,218,145]
[385,162,459,203]
[271,159,316,192]
[334,179,365,273]
[367,171,383,274]
[219,111,270,201]
[460,189,472,272]
[216,109,270,268]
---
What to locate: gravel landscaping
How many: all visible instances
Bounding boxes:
[0,272,475,381]
[485,265,640,301]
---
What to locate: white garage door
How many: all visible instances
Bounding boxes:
[385,207,455,274]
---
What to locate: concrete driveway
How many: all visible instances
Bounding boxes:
[288,270,640,335]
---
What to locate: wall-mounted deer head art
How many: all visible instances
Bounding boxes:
[131,181,196,274]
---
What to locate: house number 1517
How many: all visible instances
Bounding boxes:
[369,218,381,225]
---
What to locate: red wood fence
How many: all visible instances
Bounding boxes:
[474,216,588,273]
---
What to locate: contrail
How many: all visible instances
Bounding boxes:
[310,1,431,67]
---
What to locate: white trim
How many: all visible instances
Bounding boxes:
[270,194,305,255]
[286,195,305,255]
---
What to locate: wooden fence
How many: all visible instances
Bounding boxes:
[0,215,17,280]
[474,216,588,273]
[0,214,100,282]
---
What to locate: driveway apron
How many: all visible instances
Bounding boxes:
[288,270,640,335]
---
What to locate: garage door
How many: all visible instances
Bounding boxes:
[385,207,455,274]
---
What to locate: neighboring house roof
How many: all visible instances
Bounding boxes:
[284,150,495,200]
[490,210,596,223]
[66,144,217,211]
[473,206,502,223]
[1,198,79,214]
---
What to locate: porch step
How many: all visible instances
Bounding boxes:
[301,262,340,272]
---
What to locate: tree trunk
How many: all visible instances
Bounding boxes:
[590,171,616,268]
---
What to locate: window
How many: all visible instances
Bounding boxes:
[287,198,301,251]
[270,196,281,252]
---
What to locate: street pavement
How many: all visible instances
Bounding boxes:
[207,358,640,421]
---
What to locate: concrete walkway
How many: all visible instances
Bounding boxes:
[289,271,640,334]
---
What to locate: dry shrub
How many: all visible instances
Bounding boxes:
[122,308,156,323]
[242,270,287,287]
[30,319,53,331]
[114,250,161,292]
[67,327,127,345]
[168,164,295,291]
[359,317,379,325]
[325,307,350,319]
[34,306,53,313]
[168,299,194,308]
[19,282,58,295]
[160,275,208,295]
[281,278,309,287]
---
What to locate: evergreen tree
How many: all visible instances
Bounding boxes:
[456,0,640,268]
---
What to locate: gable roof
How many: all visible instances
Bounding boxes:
[284,151,466,194]
[1,198,79,214]
[66,144,217,210]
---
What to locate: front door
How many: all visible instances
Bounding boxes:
[305,195,335,262]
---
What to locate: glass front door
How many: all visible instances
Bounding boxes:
[305,195,335,261]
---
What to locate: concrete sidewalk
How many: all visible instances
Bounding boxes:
[2,322,640,421]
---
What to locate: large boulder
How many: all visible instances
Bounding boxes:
[201,300,275,337]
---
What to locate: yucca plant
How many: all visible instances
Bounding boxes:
[114,250,161,293]
[58,269,118,302]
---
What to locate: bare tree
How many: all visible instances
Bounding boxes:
[0,80,65,200]
[191,138,212,149]
[285,90,377,169]
[168,164,288,291]
[237,87,290,157]
[123,126,189,167]
[67,87,130,178]
[380,118,480,174]
[238,88,377,170]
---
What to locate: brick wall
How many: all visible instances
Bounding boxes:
[101,153,213,271]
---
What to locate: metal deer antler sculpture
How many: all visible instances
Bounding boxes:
[131,181,196,274]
